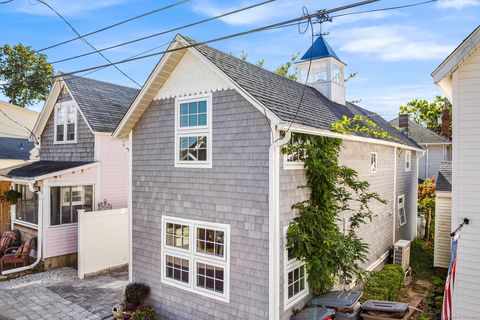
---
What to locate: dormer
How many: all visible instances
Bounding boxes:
[296,36,346,105]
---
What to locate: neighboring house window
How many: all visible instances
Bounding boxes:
[284,136,307,170]
[398,195,407,226]
[54,101,77,143]
[161,216,229,302]
[175,94,212,168]
[283,227,308,309]
[50,185,93,225]
[14,184,38,225]
[405,150,411,172]
[371,152,378,173]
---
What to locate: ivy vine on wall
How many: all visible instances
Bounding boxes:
[283,133,386,295]
[331,114,397,142]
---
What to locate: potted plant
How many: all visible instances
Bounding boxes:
[0,189,22,205]
[130,306,157,320]
[113,283,151,319]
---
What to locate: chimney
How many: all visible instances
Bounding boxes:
[441,108,450,138]
[399,114,409,135]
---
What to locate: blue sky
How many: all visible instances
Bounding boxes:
[0,0,479,119]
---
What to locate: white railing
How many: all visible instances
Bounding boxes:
[77,208,128,279]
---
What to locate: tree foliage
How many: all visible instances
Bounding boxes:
[399,96,451,137]
[418,178,436,241]
[284,134,386,294]
[332,114,397,142]
[0,44,54,107]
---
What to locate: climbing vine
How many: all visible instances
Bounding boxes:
[332,114,397,142]
[284,133,386,294]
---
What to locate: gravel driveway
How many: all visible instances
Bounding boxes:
[0,268,127,320]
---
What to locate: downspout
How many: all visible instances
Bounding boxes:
[392,147,397,245]
[425,145,429,179]
[269,128,291,320]
[2,182,43,275]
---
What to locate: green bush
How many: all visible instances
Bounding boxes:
[362,264,404,301]
[130,306,157,320]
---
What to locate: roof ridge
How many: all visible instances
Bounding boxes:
[60,72,140,91]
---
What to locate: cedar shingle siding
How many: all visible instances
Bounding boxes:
[131,89,271,320]
[39,93,95,162]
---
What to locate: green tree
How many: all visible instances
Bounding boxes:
[0,44,54,107]
[399,96,451,136]
[418,178,436,241]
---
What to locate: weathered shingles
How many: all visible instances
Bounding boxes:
[183,36,420,148]
[437,162,452,192]
[390,117,450,144]
[63,75,140,132]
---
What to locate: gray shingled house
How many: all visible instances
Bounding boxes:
[0,75,138,273]
[114,34,422,320]
[390,115,451,180]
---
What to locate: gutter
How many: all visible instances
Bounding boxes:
[2,182,43,275]
[268,128,291,320]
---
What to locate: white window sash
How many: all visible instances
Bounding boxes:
[398,195,407,226]
[405,151,411,172]
[371,152,378,173]
[54,101,77,144]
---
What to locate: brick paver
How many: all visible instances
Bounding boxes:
[0,270,127,320]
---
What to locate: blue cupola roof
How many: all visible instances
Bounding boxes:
[300,36,343,63]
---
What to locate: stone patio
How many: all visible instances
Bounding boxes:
[0,269,127,320]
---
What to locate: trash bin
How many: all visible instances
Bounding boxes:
[308,291,363,320]
[292,307,335,320]
[361,300,409,319]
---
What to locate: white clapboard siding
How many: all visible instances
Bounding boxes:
[452,49,480,319]
[434,192,452,268]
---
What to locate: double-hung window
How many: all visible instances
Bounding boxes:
[283,227,308,309]
[371,152,378,173]
[55,101,77,143]
[405,150,411,172]
[398,194,407,226]
[51,185,93,226]
[14,184,38,225]
[175,94,212,168]
[284,135,307,170]
[161,216,229,302]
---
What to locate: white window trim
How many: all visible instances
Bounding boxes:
[398,194,407,226]
[371,152,378,174]
[174,93,212,168]
[12,183,38,227]
[53,101,78,144]
[61,186,84,206]
[49,184,94,227]
[283,226,309,310]
[405,150,411,172]
[283,138,307,170]
[161,216,230,303]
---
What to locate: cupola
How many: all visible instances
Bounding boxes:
[296,36,346,105]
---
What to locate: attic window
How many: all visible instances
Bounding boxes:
[175,93,212,168]
[405,150,411,172]
[54,101,77,143]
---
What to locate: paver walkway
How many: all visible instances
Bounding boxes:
[0,270,127,320]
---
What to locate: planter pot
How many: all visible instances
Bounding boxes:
[113,303,133,320]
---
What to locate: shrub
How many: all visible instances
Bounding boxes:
[124,283,150,311]
[362,264,404,301]
[130,306,157,320]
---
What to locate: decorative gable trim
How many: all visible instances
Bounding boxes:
[114,35,281,138]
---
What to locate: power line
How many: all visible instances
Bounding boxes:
[37,0,192,52]
[330,0,437,18]
[49,0,276,65]
[0,0,14,4]
[34,0,142,87]
[0,108,38,144]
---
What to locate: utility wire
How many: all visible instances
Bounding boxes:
[0,0,14,3]
[0,108,39,144]
[330,0,437,18]
[34,0,142,87]
[49,0,276,65]
[37,0,192,52]
[1,0,380,88]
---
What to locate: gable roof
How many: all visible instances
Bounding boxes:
[437,161,452,192]
[34,75,139,136]
[115,35,419,149]
[0,160,94,180]
[389,118,450,145]
[300,36,343,63]
[0,137,34,160]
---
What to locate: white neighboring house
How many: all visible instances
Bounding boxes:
[432,25,480,318]
[433,162,451,269]
[390,114,451,181]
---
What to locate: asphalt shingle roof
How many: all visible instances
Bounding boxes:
[183,36,419,149]
[0,137,34,160]
[389,118,450,145]
[63,75,140,132]
[437,161,452,192]
[0,160,93,179]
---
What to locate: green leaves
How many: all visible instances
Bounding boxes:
[284,133,386,294]
[331,114,397,142]
[0,43,54,107]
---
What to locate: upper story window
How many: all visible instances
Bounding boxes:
[284,136,307,170]
[55,101,77,143]
[283,226,308,310]
[331,63,344,85]
[175,94,212,168]
[398,194,407,226]
[405,150,412,172]
[14,184,38,225]
[161,216,229,302]
[371,152,378,173]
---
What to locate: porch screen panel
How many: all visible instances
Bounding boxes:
[51,185,93,226]
[14,184,38,224]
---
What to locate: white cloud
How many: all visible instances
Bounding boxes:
[332,25,455,61]
[13,0,127,16]
[436,0,480,9]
